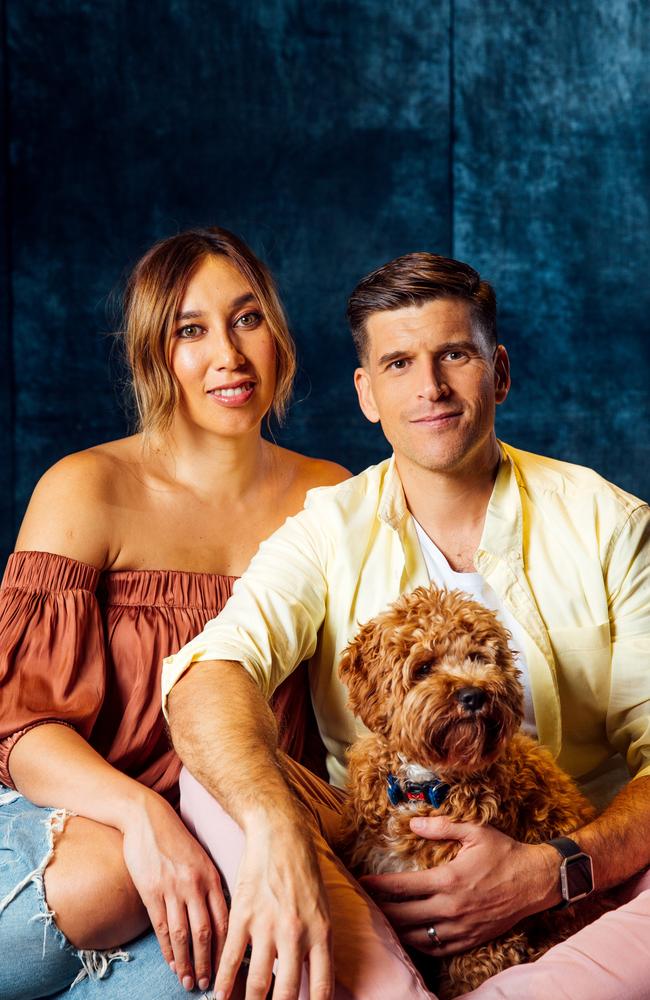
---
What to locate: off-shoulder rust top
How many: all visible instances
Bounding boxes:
[0,551,308,806]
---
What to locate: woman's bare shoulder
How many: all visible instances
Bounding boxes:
[15,436,143,567]
[299,455,352,490]
[274,446,352,493]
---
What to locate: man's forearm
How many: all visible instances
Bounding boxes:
[168,660,304,833]
[532,775,650,911]
[571,774,650,890]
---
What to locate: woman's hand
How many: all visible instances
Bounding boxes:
[121,789,229,993]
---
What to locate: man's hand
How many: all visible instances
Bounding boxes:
[121,790,229,993]
[169,661,334,998]
[214,814,333,1000]
[360,816,559,956]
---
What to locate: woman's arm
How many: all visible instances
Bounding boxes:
[7,451,227,992]
[9,724,227,992]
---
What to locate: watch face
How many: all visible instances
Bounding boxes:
[562,854,594,901]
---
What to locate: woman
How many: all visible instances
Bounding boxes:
[0,227,349,999]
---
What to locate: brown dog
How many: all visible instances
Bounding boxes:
[337,586,598,998]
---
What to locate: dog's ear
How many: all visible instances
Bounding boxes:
[338,619,392,734]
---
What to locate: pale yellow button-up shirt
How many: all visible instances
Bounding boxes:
[162,443,650,792]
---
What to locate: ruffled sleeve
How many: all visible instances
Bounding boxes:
[0,550,106,788]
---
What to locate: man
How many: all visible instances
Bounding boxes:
[163,253,650,1000]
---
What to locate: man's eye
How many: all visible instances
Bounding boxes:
[443,351,466,362]
[235,311,262,328]
[389,358,408,370]
[176,325,203,339]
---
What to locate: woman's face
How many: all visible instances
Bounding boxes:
[169,255,277,438]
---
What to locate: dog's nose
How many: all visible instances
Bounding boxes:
[456,686,486,712]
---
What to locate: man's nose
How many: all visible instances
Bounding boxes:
[418,362,450,400]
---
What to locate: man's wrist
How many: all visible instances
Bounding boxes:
[240,794,308,838]
[545,836,594,908]
[535,843,566,910]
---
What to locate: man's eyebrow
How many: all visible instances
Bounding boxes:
[175,293,257,322]
[435,339,480,353]
[377,349,411,367]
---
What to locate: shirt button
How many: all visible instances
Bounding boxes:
[165,593,175,606]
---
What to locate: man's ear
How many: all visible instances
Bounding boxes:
[354,367,380,424]
[493,345,511,404]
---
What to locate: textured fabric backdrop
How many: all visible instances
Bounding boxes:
[1,0,649,563]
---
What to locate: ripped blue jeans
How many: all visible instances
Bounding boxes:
[0,787,212,999]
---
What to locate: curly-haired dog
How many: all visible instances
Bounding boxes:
[337,586,599,999]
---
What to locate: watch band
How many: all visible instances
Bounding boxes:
[547,836,583,860]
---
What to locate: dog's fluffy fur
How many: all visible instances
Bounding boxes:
[337,586,598,998]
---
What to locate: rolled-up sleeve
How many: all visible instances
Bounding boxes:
[605,504,650,781]
[161,504,329,717]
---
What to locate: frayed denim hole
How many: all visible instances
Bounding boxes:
[1,805,133,983]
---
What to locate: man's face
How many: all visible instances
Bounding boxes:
[354,297,510,476]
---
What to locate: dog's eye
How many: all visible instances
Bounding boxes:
[413,661,434,680]
[466,651,483,663]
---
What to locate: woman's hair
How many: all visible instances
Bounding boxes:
[122,226,296,433]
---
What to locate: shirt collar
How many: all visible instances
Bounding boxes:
[477,443,523,561]
[377,455,409,530]
[377,443,523,561]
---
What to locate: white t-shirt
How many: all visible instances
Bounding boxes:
[413,518,537,738]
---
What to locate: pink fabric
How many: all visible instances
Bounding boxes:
[180,766,431,1000]
[180,762,650,1000]
[465,881,650,1000]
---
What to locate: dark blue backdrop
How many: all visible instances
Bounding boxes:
[1,1,649,565]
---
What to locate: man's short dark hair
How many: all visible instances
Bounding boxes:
[346,252,497,363]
